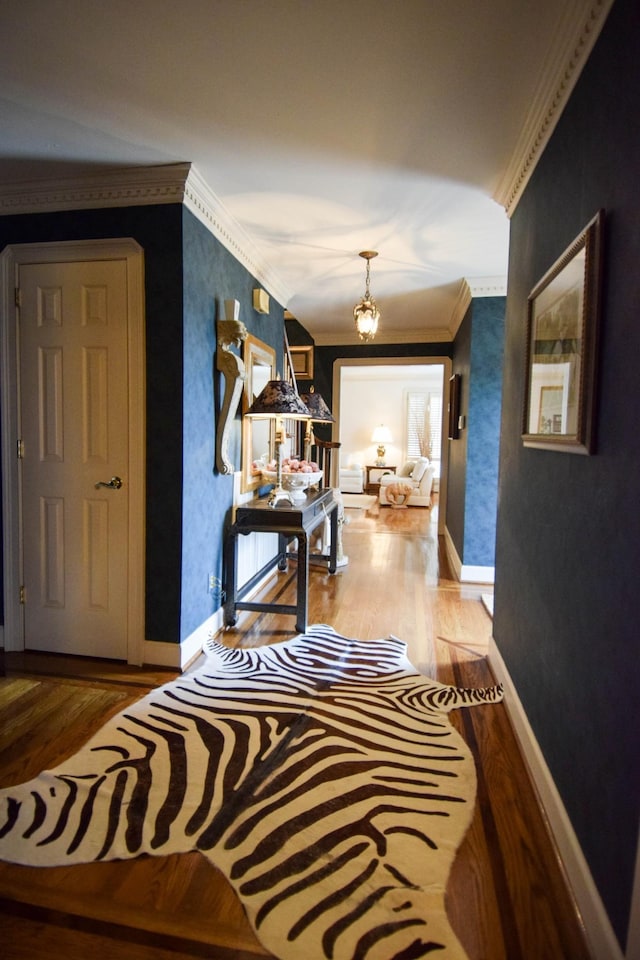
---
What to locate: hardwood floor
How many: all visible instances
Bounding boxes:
[0,500,592,958]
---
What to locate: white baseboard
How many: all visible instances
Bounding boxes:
[143,609,224,669]
[141,560,281,670]
[444,526,495,584]
[488,637,624,960]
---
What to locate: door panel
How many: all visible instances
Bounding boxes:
[20,259,129,658]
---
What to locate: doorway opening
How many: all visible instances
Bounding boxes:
[332,357,451,533]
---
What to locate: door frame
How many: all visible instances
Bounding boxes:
[332,356,451,535]
[1,239,146,664]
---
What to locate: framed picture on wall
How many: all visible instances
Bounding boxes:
[522,210,604,454]
[290,345,314,379]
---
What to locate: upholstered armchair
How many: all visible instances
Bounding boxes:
[339,464,365,494]
[379,458,434,507]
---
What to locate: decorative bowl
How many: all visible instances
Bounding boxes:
[261,469,323,501]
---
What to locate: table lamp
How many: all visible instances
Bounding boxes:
[245,379,311,507]
[299,387,335,462]
[371,424,392,465]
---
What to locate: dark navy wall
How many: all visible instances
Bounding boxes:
[494,0,640,945]
[0,204,184,644]
[180,209,285,639]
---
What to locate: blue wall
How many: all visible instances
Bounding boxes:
[465,298,505,566]
[448,297,505,569]
[494,0,640,945]
[180,209,285,639]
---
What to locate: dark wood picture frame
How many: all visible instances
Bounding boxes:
[522,210,604,454]
[448,373,461,440]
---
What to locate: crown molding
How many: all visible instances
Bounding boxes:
[494,0,615,216]
[182,165,292,306]
[466,276,507,298]
[313,326,452,347]
[448,281,473,340]
[448,277,508,339]
[315,274,507,346]
[0,161,293,307]
[0,162,190,215]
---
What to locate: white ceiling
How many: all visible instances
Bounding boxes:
[0,0,611,344]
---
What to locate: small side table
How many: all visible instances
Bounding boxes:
[224,488,338,633]
[365,464,396,495]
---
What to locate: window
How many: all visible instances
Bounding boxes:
[406,392,442,475]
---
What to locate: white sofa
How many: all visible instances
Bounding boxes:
[339,464,365,494]
[379,458,434,507]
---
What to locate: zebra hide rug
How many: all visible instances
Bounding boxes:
[0,624,503,960]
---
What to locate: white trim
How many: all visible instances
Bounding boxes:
[182,166,291,307]
[143,553,284,669]
[143,609,224,670]
[488,637,624,960]
[448,282,472,340]
[460,563,495,584]
[314,327,452,347]
[0,162,292,310]
[0,239,146,666]
[444,527,495,584]
[448,277,508,340]
[0,163,188,215]
[466,276,508,298]
[494,0,616,216]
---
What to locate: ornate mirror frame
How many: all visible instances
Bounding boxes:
[241,335,276,493]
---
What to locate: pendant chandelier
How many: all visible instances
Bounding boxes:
[353,250,380,342]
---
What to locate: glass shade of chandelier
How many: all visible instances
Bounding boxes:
[353,250,380,342]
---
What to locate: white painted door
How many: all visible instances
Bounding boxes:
[19,258,130,658]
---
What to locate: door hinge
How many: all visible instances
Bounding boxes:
[19,585,26,605]
[17,438,25,459]
[15,287,21,308]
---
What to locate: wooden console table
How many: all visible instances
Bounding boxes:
[224,488,338,632]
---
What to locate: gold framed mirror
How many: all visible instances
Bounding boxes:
[241,335,276,493]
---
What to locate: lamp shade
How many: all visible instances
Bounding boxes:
[299,391,335,423]
[245,379,311,419]
[371,424,392,444]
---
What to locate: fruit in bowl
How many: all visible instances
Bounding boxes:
[261,458,322,499]
[265,457,320,474]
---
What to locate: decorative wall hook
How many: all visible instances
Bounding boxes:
[216,299,247,474]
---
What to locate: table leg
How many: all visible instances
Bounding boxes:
[295,531,309,632]
[223,529,238,626]
[277,532,288,571]
[329,504,338,574]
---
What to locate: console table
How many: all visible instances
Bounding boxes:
[224,488,338,632]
